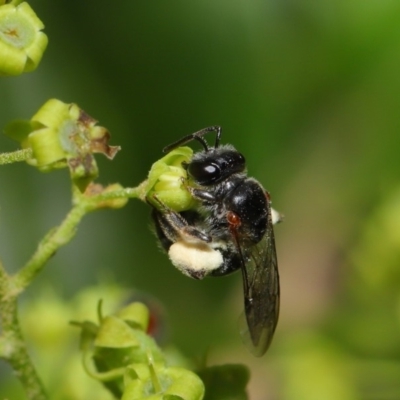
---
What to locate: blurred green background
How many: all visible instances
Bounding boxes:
[2,1,400,399]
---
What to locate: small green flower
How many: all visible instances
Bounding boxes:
[74,301,165,398]
[4,99,120,191]
[145,147,197,212]
[0,1,48,76]
[93,315,164,370]
[122,363,205,400]
[116,302,150,332]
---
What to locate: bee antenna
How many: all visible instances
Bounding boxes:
[163,126,222,153]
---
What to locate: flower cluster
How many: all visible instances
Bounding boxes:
[74,301,205,400]
[4,98,120,190]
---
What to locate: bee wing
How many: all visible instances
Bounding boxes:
[238,204,280,357]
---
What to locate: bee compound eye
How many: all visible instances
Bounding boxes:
[188,161,221,184]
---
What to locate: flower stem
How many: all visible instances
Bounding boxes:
[0,181,146,398]
[12,182,147,295]
[0,149,33,165]
[0,261,47,400]
[12,204,87,294]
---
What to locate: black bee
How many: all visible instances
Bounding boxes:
[148,126,280,356]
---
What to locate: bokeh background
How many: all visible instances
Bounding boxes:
[1,1,400,399]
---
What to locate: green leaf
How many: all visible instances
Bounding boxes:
[3,119,42,143]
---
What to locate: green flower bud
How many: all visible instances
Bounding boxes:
[116,302,150,332]
[0,2,48,76]
[95,316,139,349]
[122,364,205,400]
[75,301,165,398]
[145,147,197,212]
[93,316,164,368]
[4,99,120,191]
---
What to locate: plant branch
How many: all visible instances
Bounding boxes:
[0,181,146,399]
[0,149,33,165]
[12,182,147,295]
[0,260,47,400]
[11,204,87,294]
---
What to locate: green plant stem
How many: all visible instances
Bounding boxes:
[82,181,148,204]
[12,204,87,294]
[0,149,33,165]
[0,261,47,400]
[0,181,146,398]
[13,183,147,295]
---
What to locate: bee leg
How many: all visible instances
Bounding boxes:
[180,178,217,202]
[156,209,212,243]
[150,195,211,244]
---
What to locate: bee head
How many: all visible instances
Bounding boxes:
[186,145,246,185]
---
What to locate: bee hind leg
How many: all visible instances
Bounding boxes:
[149,195,211,244]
